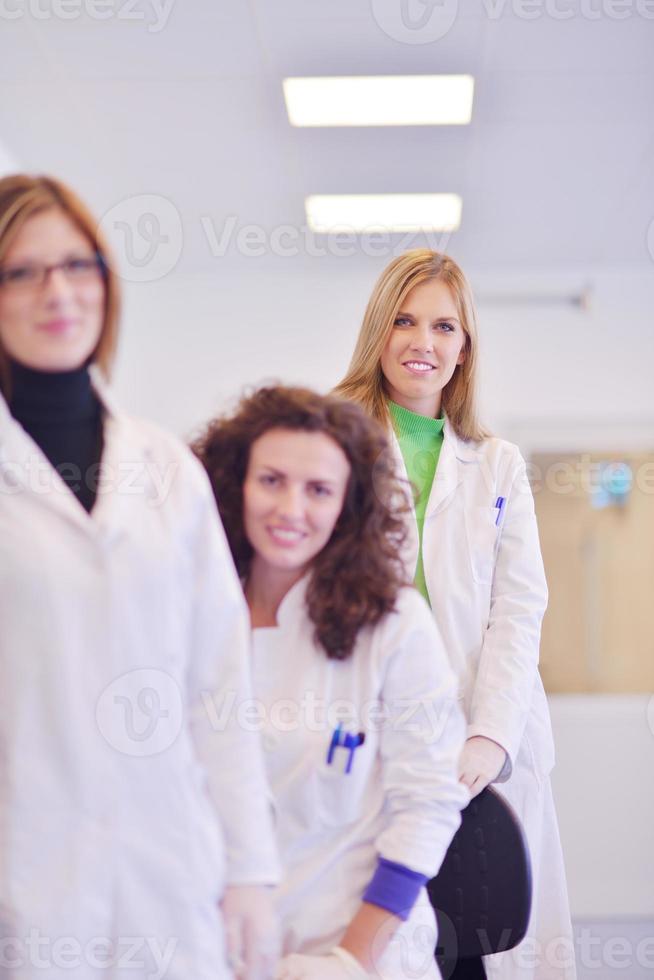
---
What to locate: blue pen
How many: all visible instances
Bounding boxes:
[495,496,505,526]
[326,723,342,766]
[326,724,366,773]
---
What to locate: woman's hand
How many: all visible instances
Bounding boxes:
[458,736,507,798]
[221,885,280,980]
[275,947,368,980]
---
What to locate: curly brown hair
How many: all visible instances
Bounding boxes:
[192,386,411,660]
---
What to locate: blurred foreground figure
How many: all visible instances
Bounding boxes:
[0,175,279,980]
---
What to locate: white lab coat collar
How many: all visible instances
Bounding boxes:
[388,413,481,517]
[251,572,310,631]
[0,363,157,540]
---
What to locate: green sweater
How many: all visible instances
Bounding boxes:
[388,400,445,605]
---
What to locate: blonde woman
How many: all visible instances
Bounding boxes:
[335,250,576,980]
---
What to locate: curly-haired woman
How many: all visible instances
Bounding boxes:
[193,386,469,980]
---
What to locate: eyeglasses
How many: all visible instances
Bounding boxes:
[0,254,106,291]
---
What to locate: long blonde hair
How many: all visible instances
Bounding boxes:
[0,174,120,397]
[334,249,487,442]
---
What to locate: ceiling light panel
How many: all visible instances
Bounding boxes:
[283,75,474,127]
[305,194,462,233]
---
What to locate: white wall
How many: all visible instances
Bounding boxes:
[550,695,654,918]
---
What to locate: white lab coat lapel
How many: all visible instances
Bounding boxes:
[88,366,162,547]
[387,416,480,589]
[0,366,160,546]
[388,415,472,516]
[424,418,463,517]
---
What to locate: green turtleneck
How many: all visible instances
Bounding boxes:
[388,400,445,605]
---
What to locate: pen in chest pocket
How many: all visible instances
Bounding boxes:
[326,723,366,774]
[494,496,506,526]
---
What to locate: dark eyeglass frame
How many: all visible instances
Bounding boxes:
[0,252,107,289]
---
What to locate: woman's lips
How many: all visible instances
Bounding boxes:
[266,525,307,548]
[402,360,437,376]
[38,319,77,335]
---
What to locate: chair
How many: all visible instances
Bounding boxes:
[427,786,532,980]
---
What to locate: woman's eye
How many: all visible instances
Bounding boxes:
[4,265,37,283]
[394,317,411,328]
[65,257,95,273]
[310,484,332,497]
[436,322,455,332]
[260,474,278,486]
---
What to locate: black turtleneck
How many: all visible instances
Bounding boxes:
[9,360,104,514]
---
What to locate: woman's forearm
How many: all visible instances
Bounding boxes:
[339,902,403,972]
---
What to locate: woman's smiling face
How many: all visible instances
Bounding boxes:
[243,427,351,582]
[0,208,105,373]
[380,277,467,419]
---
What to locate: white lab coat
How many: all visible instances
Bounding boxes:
[0,368,279,980]
[250,576,469,980]
[390,420,576,980]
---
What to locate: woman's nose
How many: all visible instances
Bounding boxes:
[277,485,305,520]
[409,323,434,352]
[42,268,75,304]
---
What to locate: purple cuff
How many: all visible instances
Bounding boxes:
[362,858,429,921]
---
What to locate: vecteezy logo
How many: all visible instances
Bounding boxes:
[97,193,183,283]
[96,668,184,757]
[370,0,459,43]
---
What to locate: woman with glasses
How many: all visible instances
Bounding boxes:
[334,250,576,980]
[0,174,280,980]
[194,386,468,980]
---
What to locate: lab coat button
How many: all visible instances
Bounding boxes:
[262,734,278,751]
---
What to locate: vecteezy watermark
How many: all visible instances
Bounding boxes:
[526,456,654,498]
[0,454,179,507]
[96,675,461,756]
[370,0,460,44]
[95,196,454,281]
[481,0,654,20]
[0,0,175,32]
[201,214,454,261]
[201,690,460,746]
[371,900,439,978]
[0,929,177,980]
[369,0,654,43]
[96,668,184,757]
[98,194,183,283]
[575,928,654,970]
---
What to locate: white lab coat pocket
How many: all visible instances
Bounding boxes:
[464,505,499,584]
[313,738,373,830]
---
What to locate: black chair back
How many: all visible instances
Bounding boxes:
[427,787,532,979]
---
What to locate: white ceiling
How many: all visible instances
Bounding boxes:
[1,0,653,273]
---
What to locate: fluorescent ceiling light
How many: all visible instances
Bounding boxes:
[305,194,462,233]
[283,75,474,127]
